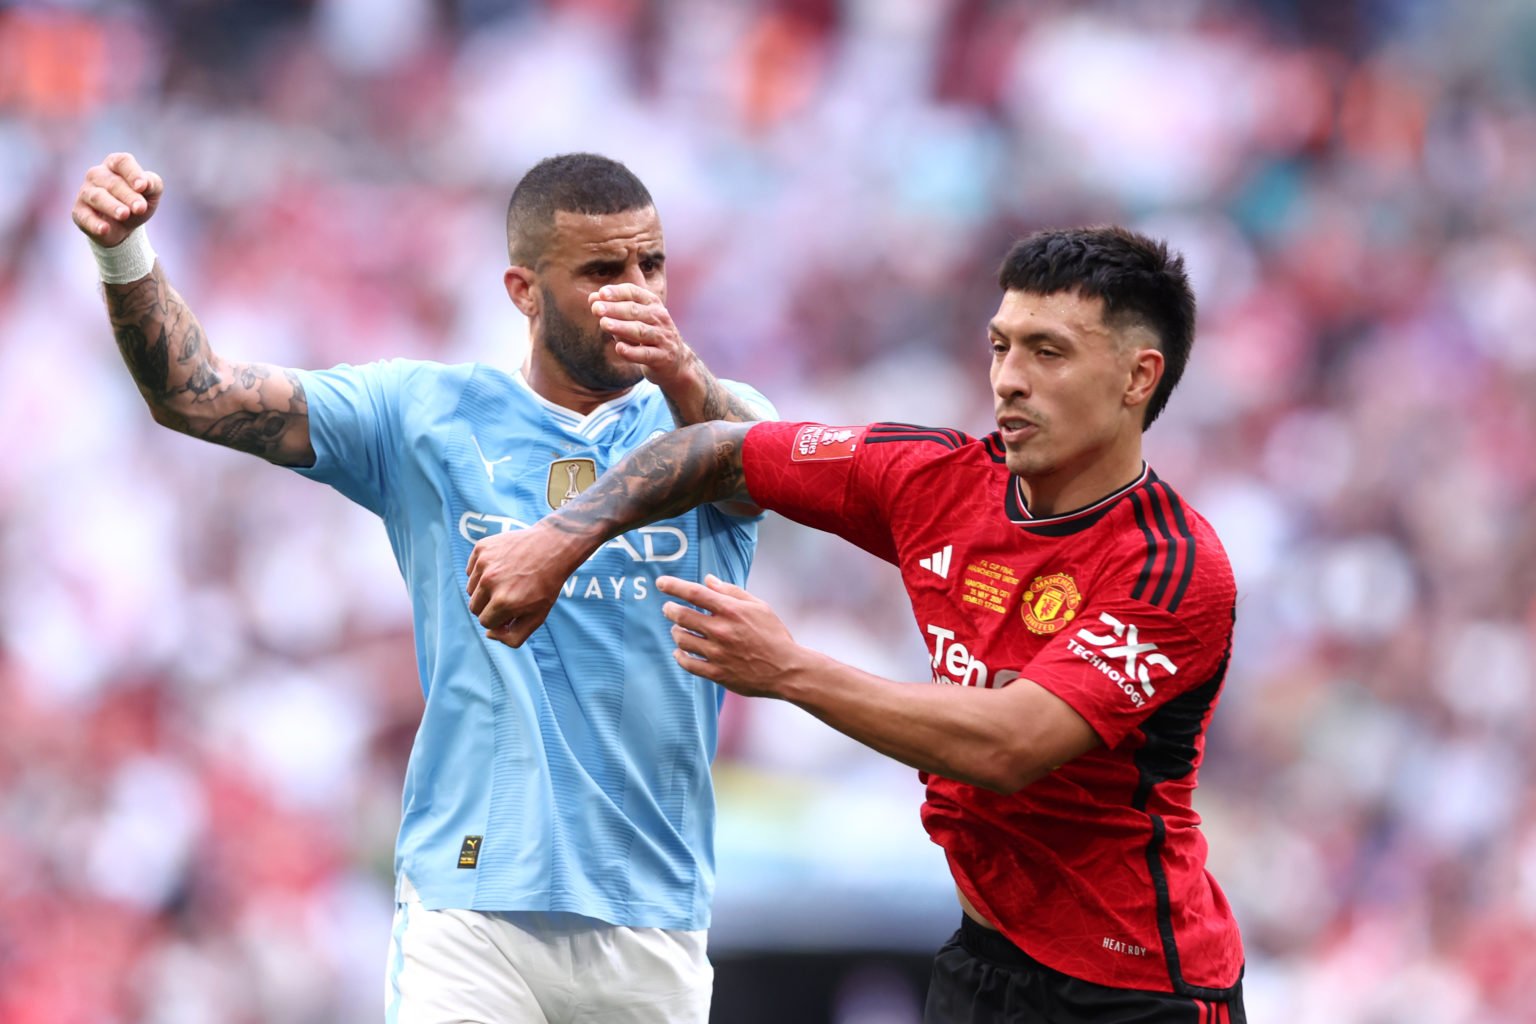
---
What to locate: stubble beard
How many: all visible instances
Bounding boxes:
[1006,448,1048,480]
[541,286,643,393]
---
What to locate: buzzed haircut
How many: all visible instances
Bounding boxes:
[506,153,655,266]
[998,226,1196,429]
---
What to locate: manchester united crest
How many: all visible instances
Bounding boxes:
[1021,573,1083,635]
[546,457,598,509]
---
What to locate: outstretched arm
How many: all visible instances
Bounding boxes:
[657,575,1102,793]
[73,152,314,467]
[466,420,752,645]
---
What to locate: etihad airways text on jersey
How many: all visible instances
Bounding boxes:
[460,512,690,602]
[459,511,688,563]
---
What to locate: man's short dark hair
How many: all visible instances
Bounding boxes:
[997,226,1195,429]
[506,153,654,266]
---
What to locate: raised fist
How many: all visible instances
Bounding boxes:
[71,152,163,248]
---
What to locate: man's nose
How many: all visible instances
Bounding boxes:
[619,261,647,288]
[994,349,1032,399]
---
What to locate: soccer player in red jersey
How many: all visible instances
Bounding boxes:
[467,227,1247,1022]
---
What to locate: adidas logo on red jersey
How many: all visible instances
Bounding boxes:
[919,545,953,578]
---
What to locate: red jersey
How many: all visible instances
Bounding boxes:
[742,421,1243,996]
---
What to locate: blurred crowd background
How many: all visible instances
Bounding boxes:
[3,0,1536,1020]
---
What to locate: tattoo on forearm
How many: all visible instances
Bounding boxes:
[666,353,761,426]
[103,265,309,462]
[178,324,203,363]
[205,409,292,456]
[119,322,171,396]
[543,422,751,540]
[185,362,219,396]
[237,364,270,389]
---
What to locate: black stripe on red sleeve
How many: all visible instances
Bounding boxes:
[871,422,967,447]
[1155,481,1198,614]
[1130,491,1158,601]
[864,422,962,450]
[1145,486,1181,607]
[1130,483,1197,612]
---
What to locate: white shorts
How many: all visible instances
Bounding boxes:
[384,878,712,1024]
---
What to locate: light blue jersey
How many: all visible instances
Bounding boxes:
[292,359,772,930]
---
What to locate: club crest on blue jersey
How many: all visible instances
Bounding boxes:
[547,458,598,509]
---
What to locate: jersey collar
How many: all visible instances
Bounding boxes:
[1005,463,1152,537]
[512,370,653,439]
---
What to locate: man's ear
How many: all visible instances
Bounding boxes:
[504,266,538,318]
[1126,347,1164,410]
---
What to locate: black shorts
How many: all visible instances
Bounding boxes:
[923,916,1246,1024]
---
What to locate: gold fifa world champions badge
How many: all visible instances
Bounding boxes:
[1022,573,1083,635]
[546,458,598,510]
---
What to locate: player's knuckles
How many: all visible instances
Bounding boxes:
[89,169,128,195]
[611,284,653,303]
[607,300,649,320]
[81,185,113,211]
[114,154,146,180]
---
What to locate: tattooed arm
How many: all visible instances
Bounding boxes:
[466,421,752,646]
[656,353,764,426]
[74,153,314,467]
[105,267,314,466]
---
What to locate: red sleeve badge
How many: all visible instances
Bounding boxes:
[790,425,864,462]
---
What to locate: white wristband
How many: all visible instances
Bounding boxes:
[89,227,157,284]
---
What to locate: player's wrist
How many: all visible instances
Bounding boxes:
[89,226,157,284]
[536,518,605,572]
[771,646,825,702]
[652,348,704,397]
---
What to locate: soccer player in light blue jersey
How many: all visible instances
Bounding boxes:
[74,150,772,1023]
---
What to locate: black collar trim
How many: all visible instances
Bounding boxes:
[1005,464,1152,537]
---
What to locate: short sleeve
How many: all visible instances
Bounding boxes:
[1025,571,1234,749]
[290,360,411,515]
[741,421,900,564]
[715,381,778,524]
[720,379,777,422]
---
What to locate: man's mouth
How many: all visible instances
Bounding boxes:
[997,413,1037,443]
